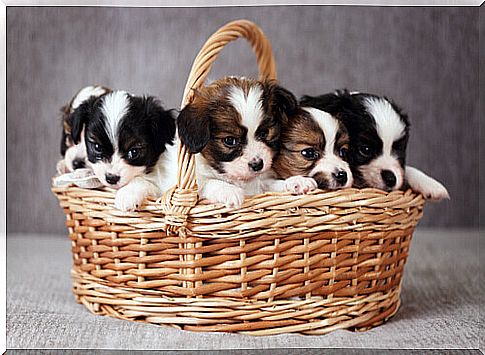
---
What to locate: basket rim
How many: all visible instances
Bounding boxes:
[52,183,425,214]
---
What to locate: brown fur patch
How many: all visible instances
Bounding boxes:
[274,110,350,179]
[273,109,325,178]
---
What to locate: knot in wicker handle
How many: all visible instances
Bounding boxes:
[164,20,277,233]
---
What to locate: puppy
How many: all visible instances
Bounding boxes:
[273,107,353,193]
[70,90,177,211]
[58,85,111,174]
[300,90,449,200]
[177,77,299,209]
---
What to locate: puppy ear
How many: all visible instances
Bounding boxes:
[262,81,298,121]
[142,96,177,148]
[300,90,349,115]
[60,104,71,156]
[177,103,211,154]
[70,97,96,144]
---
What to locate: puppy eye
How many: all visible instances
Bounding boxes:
[127,148,140,161]
[358,145,372,157]
[259,128,269,139]
[301,148,319,160]
[338,145,348,159]
[223,137,239,148]
[90,142,103,160]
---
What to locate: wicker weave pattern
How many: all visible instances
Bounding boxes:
[72,267,402,335]
[52,19,426,335]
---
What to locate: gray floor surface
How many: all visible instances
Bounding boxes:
[6,229,483,351]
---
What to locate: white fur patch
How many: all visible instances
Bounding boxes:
[100,91,130,145]
[228,85,264,136]
[224,84,273,181]
[91,152,145,189]
[364,97,405,154]
[358,155,403,191]
[221,141,273,182]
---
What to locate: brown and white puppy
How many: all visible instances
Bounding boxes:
[177,77,299,209]
[273,107,353,193]
[57,85,111,174]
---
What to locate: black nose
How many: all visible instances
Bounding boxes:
[72,158,85,170]
[105,173,120,185]
[248,159,264,172]
[333,170,348,186]
[381,170,397,188]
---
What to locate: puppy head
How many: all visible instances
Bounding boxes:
[177,77,297,182]
[274,107,352,189]
[60,85,111,171]
[303,91,409,191]
[71,91,176,188]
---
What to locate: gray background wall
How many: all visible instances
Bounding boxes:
[7,6,480,234]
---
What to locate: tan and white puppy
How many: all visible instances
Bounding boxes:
[177,77,300,209]
[273,107,353,193]
[58,85,111,174]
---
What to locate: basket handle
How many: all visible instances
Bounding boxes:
[163,20,277,232]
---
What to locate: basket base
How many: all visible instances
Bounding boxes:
[71,267,401,335]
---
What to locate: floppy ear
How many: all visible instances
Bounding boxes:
[262,81,298,122]
[142,96,177,148]
[60,130,68,156]
[69,97,96,144]
[177,103,211,154]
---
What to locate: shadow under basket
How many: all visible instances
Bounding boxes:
[52,19,426,336]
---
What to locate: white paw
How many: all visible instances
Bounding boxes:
[284,176,318,195]
[115,185,145,211]
[419,180,450,201]
[405,166,450,202]
[218,187,245,209]
[203,184,245,209]
[410,176,450,201]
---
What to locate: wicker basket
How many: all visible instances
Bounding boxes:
[52,19,425,335]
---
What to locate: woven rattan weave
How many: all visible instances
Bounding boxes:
[52,19,425,335]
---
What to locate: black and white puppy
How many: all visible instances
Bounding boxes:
[177,76,299,209]
[58,85,111,174]
[273,107,353,193]
[300,90,449,200]
[70,90,177,211]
